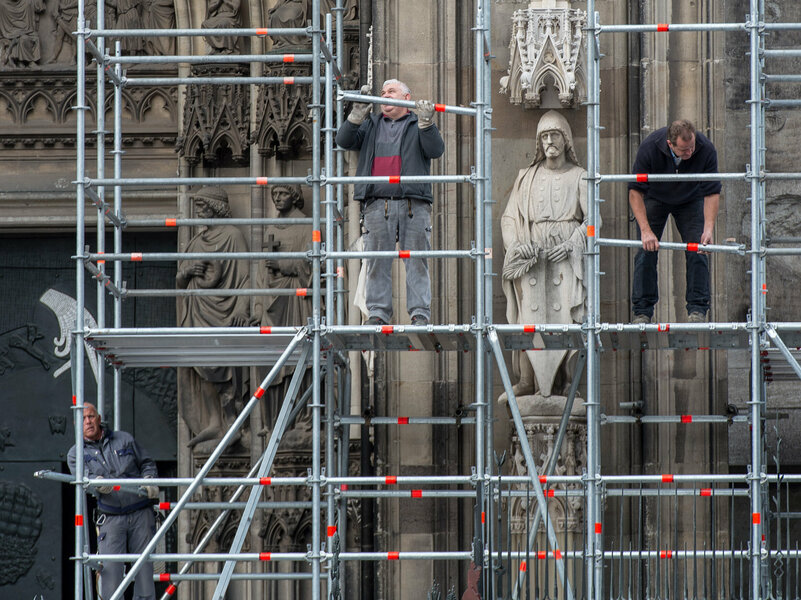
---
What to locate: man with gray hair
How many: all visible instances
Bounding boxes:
[336,79,445,326]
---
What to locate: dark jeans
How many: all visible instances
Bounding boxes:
[631,197,709,317]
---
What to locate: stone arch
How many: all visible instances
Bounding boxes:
[20,91,58,125]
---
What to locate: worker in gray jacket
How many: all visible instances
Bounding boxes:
[68,403,159,600]
[336,79,445,326]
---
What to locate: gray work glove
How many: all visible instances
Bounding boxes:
[347,85,372,125]
[95,476,113,495]
[416,99,436,129]
[142,476,159,499]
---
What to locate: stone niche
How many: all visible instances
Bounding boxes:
[499,1,587,109]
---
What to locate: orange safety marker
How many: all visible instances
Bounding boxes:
[312,230,321,242]
[283,54,295,63]
[481,511,485,524]
[681,415,693,423]
[388,176,401,184]
[657,323,670,332]
[523,325,536,333]
[700,488,712,497]
[595,523,602,534]
[587,225,595,237]
[165,218,177,227]
[539,475,547,484]
[537,551,546,560]
[165,584,177,596]
[411,490,423,498]
[397,417,409,425]
[131,252,143,261]
[385,475,397,485]
[97,251,105,265]
[661,474,674,483]
[519,561,527,572]
[160,574,171,582]
[260,477,272,485]
[75,515,84,527]
[283,77,295,85]
[159,501,171,510]
[259,552,272,561]
[327,526,337,537]
[254,387,266,399]
[260,326,272,334]
[255,28,269,36]
[687,243,699,252]
[434,104,447,113]
[399,250,411,259]
[336,266,345,278]
[636,173,648,183]
[752,513,761,524]
[657,23,669,31]
[256,177,269,185]
[113,485,121,491]
[388,552,400,560]
[762,283,767,295]
[72,395,77,405]
[545,489,555,498]
[341,484,348,491]
[381,325,394,334]
[660,550,673,559]
[296,288,308,297]
[553,550,562,560]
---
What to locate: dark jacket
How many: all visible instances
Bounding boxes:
[628,127,721,205]
[68,429,158,514]
[335,112,445,203]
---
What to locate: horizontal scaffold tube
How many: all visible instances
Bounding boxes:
[765,99,801,107]
[87,175,472,187]
[598,172,744,182]
[123,288,323,298]
[123,76,321,86]
[157,501,313,510]
[86,249,475,262]
[338,92,478,116]
[158,573,314,582]
[337,416,477,425]
[602,414,749,424]
[89,550,475,563]
[110,54,314,65]
[598,23,744,33]
[87,27,308,38]
[125,217,315,227]
[596,237,745,255]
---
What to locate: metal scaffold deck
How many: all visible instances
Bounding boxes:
[42,0,801,599]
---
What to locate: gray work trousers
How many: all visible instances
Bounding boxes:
[363,198,432,322]
[96,508,156,600]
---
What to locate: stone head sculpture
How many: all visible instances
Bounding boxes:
[533,110,580,166]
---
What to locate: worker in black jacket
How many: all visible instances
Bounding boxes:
[628,120,721,323]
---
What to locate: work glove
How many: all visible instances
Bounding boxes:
[347,85,372,125]
[416,99,436,129]
[95,476,113,495]
[142,477,159,499]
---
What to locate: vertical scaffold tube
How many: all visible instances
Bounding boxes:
[473,0,487,575]
[74,3,87,600]
[95,20,106,420]
[585,5,603,600]
[311,2,323,598]
[748,2,764,597]
[113,42,123,431]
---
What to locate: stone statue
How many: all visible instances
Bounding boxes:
[141,0,176,56]
[202,0,241,54]
[501,110,588,401]
[254,184,313,441]
[0,0,46,68]
[177,186,251,449]
[113,0,144,55]
[267,0,309,50]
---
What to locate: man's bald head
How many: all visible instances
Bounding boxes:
[82,403,103,441]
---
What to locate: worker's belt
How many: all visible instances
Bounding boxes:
[97,498,155,515]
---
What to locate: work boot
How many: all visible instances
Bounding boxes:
[632,314,651,324]
[410,315,429,326]
[688,311,707,323]
[365,316,388,326]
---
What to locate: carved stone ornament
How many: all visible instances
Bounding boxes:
[252,64,313,159]
[499,6,587,109]
[176,64,250,165]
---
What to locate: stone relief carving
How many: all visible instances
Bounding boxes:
[252,66,312,159]
[499,6,586,109]
[202,0,242,55]
[267,0,309,50]
[176,64,251,165]
[500,110,587,402]
[0,0,46,68]
[142,0,177,56]
[0,481,42,585]
[177,186,251,450]
[255,185,314,438]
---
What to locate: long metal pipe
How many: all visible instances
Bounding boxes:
[338,92,478,116]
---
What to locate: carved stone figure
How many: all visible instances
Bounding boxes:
[267,0,309,50]
[202,0,242,55]
[177,186,251,449]
[501,110,587,399]
[113,0,144,55]
[0,0,46,68]
[142,0,176,56]
[255,184,313,438]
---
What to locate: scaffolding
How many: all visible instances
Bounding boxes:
[40,0,801,599]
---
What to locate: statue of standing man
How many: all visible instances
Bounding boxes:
[501,110,588,400]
